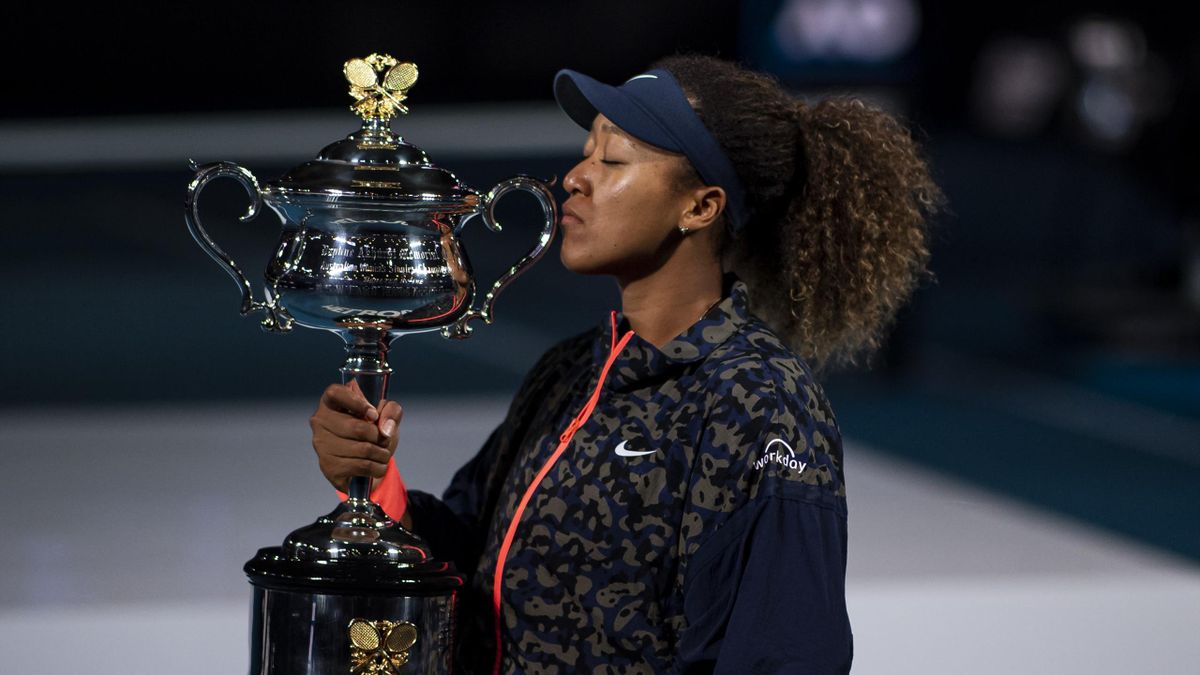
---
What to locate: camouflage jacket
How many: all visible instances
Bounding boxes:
[405,271,853,674]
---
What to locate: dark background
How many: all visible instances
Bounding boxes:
[3,0,1198,560]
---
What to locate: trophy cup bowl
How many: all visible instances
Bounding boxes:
[184,54,558,674]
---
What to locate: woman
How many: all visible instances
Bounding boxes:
[311,54,946,674]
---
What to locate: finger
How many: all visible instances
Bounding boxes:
[327,457,389,482]
[328,475,349,492]
[320,383,378,421]
[344,456,390,478]
[320,436,393,465]
[317,412,386,444]
[377,400,403,441]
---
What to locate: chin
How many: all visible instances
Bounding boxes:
[559,240,602,276]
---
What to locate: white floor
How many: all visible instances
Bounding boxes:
[1,400,1197,674]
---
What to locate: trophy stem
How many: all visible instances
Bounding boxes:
[339,327,394,503]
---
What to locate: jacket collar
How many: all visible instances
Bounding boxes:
[592,271,751,389]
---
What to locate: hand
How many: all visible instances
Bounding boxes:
[309,380,404,492]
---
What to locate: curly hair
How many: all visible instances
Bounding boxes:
[651,54,948,372]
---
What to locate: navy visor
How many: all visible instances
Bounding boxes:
[553,68,750,236]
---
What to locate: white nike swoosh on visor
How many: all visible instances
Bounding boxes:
[615,439,657,457]
[625,74,659,82]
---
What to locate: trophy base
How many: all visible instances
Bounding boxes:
[244,501,465,675]
[246,580,458,675]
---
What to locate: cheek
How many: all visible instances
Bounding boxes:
[602,174,676,226]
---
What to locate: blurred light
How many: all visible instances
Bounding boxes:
[970,37,1068,138]
[1078,74,1138,148]
[970,14,1177,152]
[772,0,919,62]
[1068,16,1146,71]
[1063,14,1175,153]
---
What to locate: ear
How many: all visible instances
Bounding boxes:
[679,184,727,233]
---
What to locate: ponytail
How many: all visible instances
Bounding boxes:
[653,54,948,371]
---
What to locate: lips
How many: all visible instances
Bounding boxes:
[562,203,583,225]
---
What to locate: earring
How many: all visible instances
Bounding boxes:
[678,226,690,235]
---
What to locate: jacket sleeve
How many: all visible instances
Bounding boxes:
[676,493,852,674]
[675,363,852,674]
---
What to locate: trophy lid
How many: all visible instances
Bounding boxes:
[262,54,480,210]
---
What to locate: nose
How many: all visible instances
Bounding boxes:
[562,157,590,196]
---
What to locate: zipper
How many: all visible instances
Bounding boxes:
[491,310,634,675]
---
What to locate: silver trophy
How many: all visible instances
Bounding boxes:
[185,53,557,675]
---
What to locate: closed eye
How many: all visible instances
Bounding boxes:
[600,159,623,165]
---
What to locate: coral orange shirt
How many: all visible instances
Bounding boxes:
[335,456,409,522]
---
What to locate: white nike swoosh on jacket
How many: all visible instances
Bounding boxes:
[615,439,657,457]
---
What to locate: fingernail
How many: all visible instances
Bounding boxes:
[365,407,379,422]
[381,419,396,438]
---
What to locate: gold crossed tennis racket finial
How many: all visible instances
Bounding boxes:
[344,53,419,121]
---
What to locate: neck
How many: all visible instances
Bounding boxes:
[617,256,724,350]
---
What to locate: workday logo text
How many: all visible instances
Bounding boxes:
[754,438,807,474]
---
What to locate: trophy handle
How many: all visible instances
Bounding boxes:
[185,160,293,332]
[441,175,559,339]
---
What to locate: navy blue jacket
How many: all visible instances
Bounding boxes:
[406,271,853,673]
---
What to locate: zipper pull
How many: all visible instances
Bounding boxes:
[559,416,584,443]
